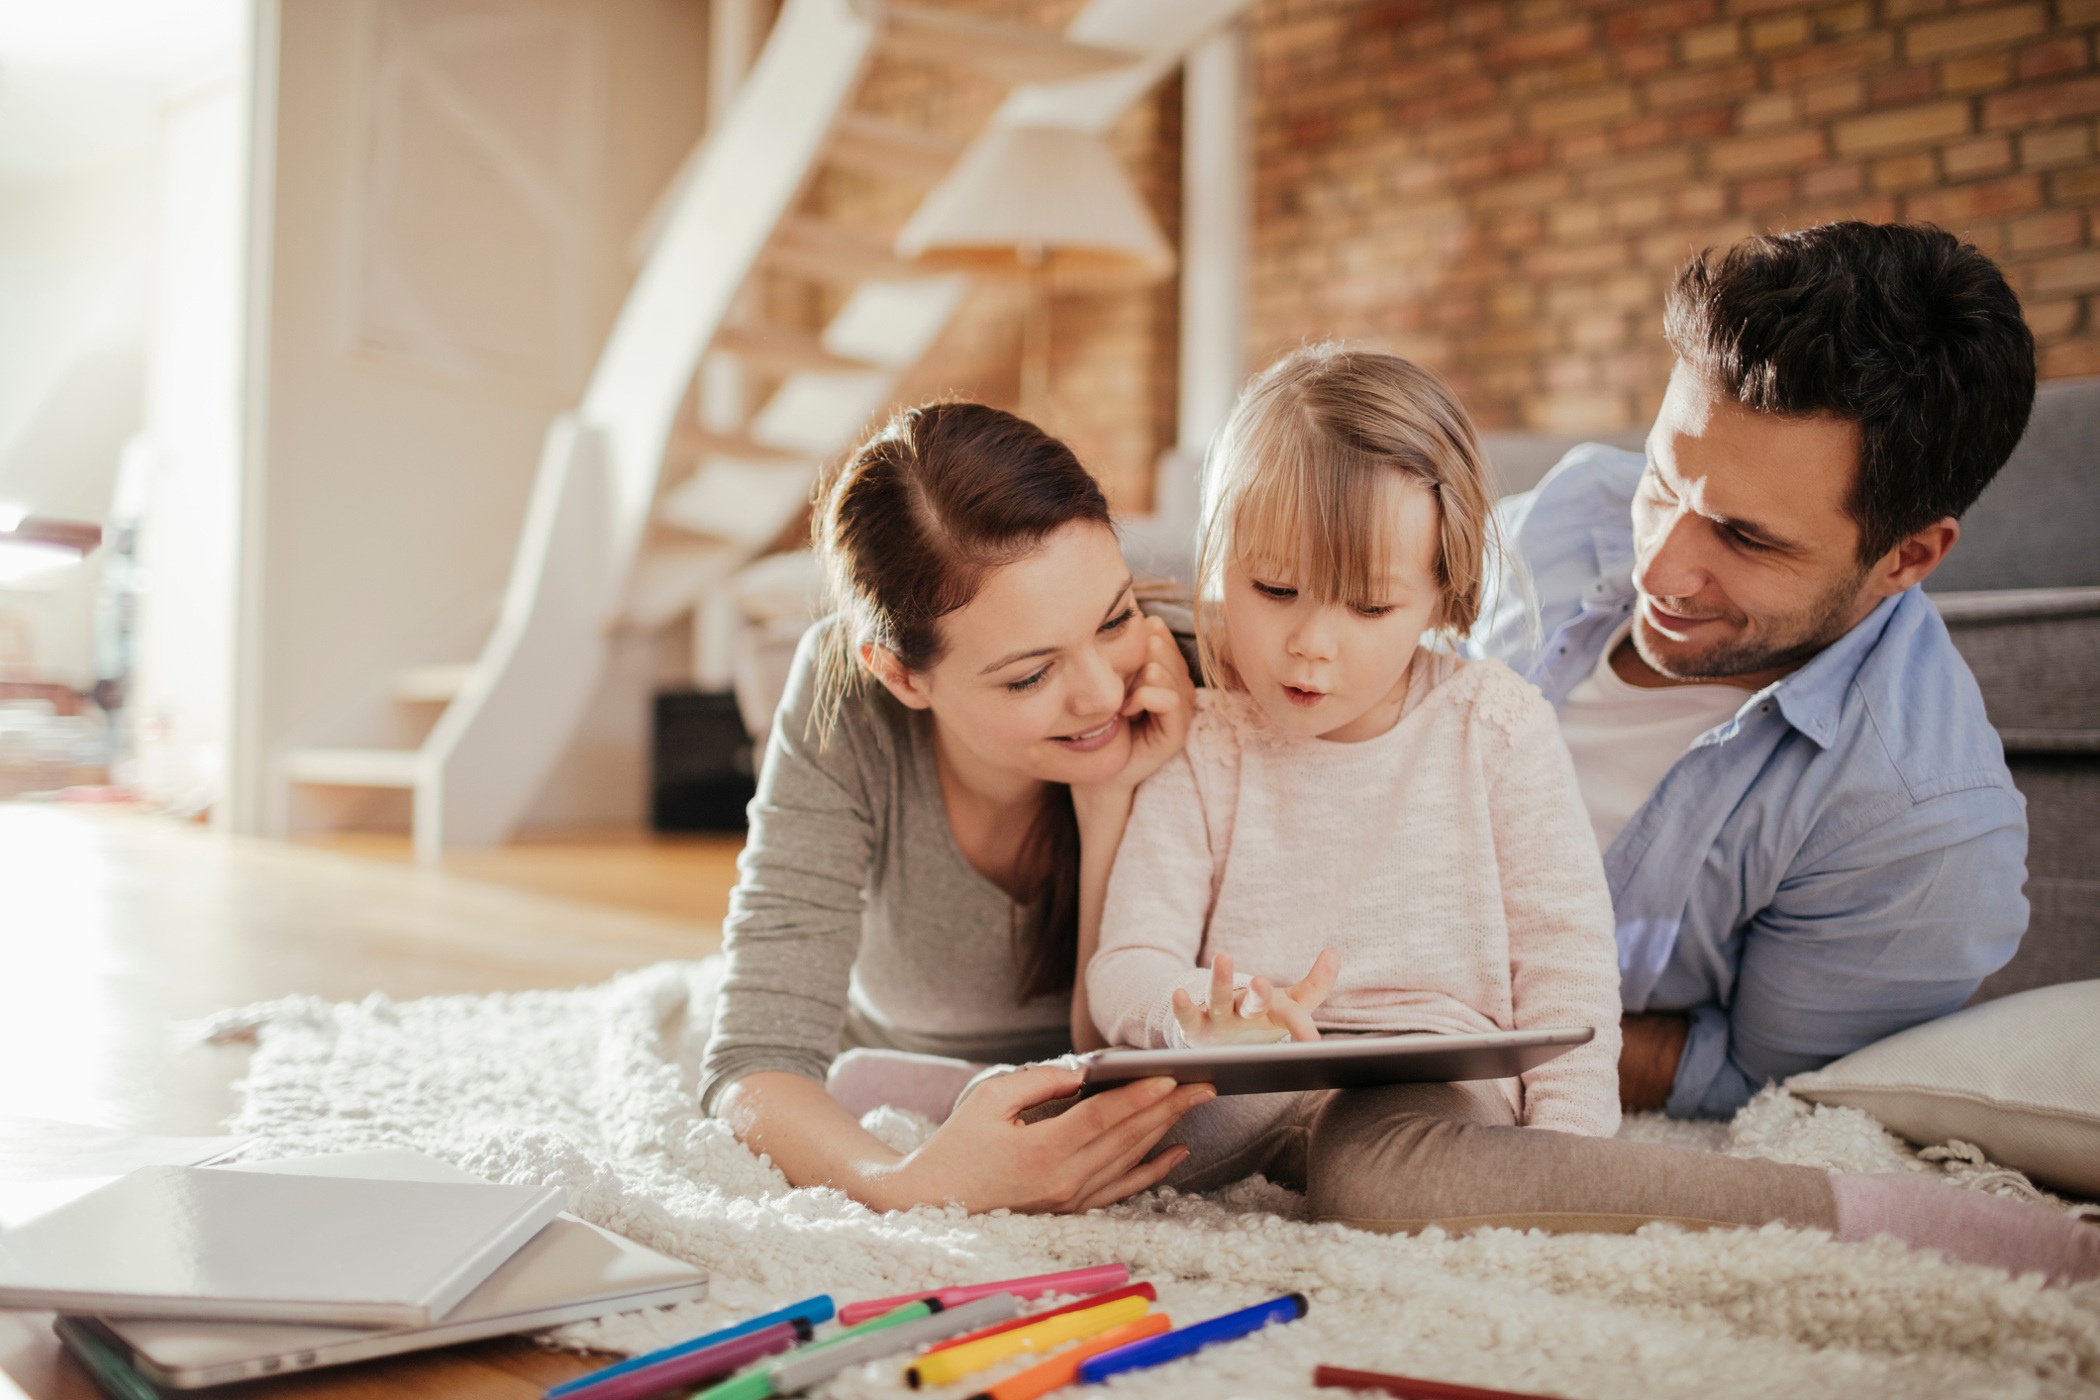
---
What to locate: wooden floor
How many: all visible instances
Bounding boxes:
[297,828,747,933]
[0,805,743,1399]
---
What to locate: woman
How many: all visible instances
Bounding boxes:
[701,402,1211,1214]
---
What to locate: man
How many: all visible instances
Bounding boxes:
[1476,222,2035,1119]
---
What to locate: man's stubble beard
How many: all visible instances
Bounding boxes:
[1633,565,1872,682]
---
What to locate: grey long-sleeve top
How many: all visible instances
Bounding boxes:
[697,622,1073,1114]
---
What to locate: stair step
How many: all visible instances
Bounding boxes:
[285,747,421,788]
[669,427,813,465]
[658,459,819,547]
[881,5,1140,85]
[826,113,966,185]
[765,217,920,284]
[392,663,476,703]
[625,540,748,630]
[712,324,884,375]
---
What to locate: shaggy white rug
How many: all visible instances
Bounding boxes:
[203,960,2100,1399]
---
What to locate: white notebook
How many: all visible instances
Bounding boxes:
[75,1150,707,1389]
[0,1163,565,1325]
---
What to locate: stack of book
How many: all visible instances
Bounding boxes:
[0,1147,707,1393]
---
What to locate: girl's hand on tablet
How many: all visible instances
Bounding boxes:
[1171,950,1341,1045]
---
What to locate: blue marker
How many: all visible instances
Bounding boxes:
[543,1295,834,1399]
[1077,1293,1307,1384]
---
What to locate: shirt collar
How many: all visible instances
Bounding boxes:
[1764,590,1909,750]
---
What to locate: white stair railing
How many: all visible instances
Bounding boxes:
[410,0,883,856]
[290,0,1254,859]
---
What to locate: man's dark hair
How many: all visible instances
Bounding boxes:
[1663,222,2035,564]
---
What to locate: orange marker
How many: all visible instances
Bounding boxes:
[964,1314,1172,1400]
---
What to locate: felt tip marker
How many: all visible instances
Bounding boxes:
[768,1293,1020,1393]
[1078,1293,1308,1384]
[545,1296,834,1399]
[1313,1363,1567,1399]
[963,1314,1174,1400]
[689,1301,935,1400]
[551,1321,808,1400]
[907,1293,1150,1388]
[838,1264,1128,1325]
[918,1282,1157,1358]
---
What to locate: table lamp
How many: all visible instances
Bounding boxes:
[895,124,1173,423]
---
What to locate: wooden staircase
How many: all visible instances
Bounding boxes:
[285,0,1252,859]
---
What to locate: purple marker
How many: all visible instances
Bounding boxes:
[554,1319,810,1400]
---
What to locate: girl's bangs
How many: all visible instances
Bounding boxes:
[1227,425,1392,608]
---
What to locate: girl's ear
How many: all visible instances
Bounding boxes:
[860,642,932,711]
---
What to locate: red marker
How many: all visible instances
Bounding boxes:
[838,1264,1129,1327]
[1314,1363,1565,1399]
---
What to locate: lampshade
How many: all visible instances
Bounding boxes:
[895,125,1174,292]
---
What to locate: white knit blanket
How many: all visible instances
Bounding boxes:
[206,960,2100,1398]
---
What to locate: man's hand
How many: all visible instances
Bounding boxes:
[1171,950,1340,1045]
[1618,1012,1690,1111]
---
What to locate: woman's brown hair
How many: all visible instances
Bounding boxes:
[813,401,1112,1004]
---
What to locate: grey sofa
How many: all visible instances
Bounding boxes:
[1924,378,2099,1000]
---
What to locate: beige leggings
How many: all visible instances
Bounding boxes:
[1158,1081,1839,1235]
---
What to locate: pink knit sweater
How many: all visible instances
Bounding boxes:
[1089,650,1624,1137]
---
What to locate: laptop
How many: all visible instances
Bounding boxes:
[65,1150,706,1389]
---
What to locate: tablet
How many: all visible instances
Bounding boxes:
[1077,1026,1595,1097]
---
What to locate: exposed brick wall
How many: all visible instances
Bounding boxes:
[1246,0,2100,436]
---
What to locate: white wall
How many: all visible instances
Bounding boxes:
[125,71,248,811]
[241,0,706,834]
[0,102,155,697]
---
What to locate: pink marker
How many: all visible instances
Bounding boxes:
[839,1265,1130,1327]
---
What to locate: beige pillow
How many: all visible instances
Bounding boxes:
[1786,980,2100,1197]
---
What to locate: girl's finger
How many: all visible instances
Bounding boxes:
[1171,989,1202,1037]
[1267,993,1323,1043]
[1208,953,1235,1015]
[1243,975,1273,1018]
[1289,948,1342,1012]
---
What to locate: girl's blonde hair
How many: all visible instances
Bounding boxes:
[1194,345,1503,689]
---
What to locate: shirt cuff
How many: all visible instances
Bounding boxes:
[1663,1002,1749,1119]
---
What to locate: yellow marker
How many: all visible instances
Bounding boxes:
[906,1295,1150,1390]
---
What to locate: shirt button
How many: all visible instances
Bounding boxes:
[1760,704,1771,713]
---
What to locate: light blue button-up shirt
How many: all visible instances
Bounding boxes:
[1474,445,2029,1118]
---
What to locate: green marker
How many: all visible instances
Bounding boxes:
[689,1301,935,1400]
[53,1320,161,1400]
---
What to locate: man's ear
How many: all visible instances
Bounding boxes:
[1867,516,1960,599]
[860,642,932,711]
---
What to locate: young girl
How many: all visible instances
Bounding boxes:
[1081,348,2100,1278]
[1086,346,1626,1195]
